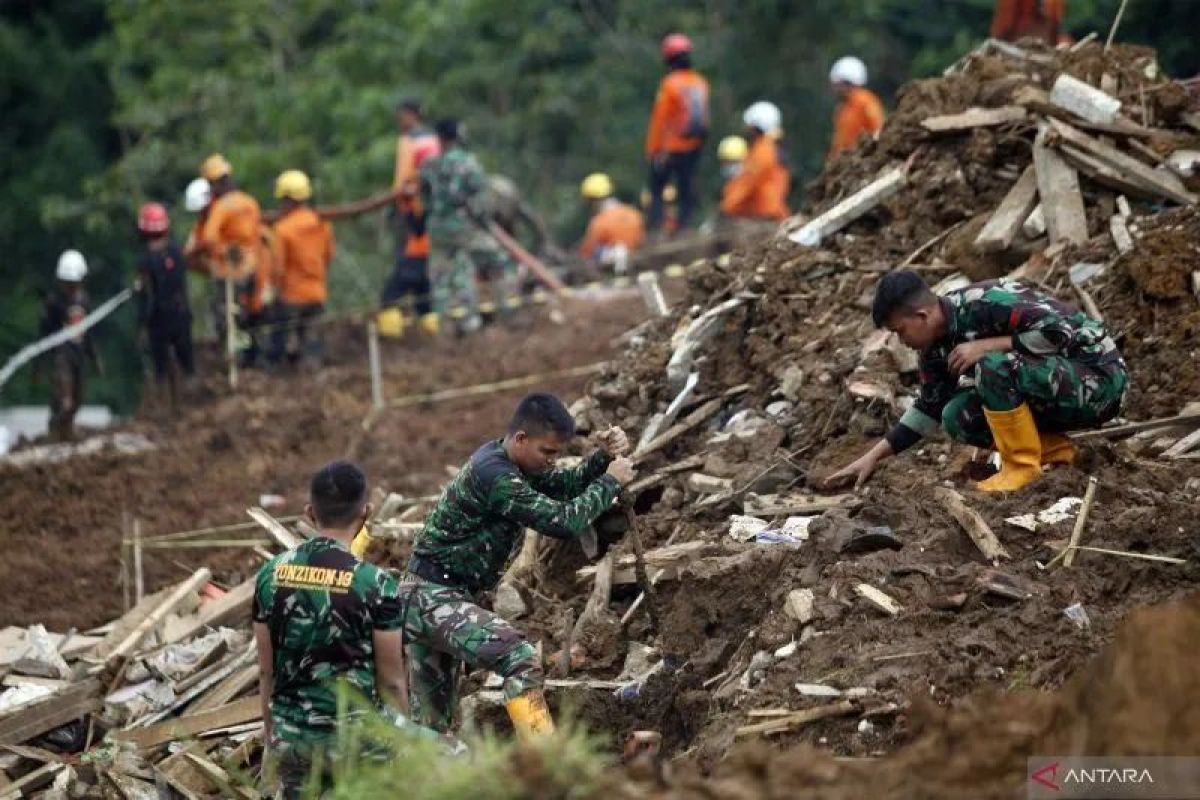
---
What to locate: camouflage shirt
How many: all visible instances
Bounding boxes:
[412,440,620,594]
[894,279,1124,443]
[421,146,490,237]
[253,537,405,746]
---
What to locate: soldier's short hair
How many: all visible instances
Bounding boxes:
[509,393,576,439]
[398,97,422,115]
[434,118,460,142]
[872,270,936,327]
[310,460,368,528]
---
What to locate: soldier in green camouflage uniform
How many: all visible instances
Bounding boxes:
[254,461,415,798]
[421,119,518,332]
[827,272,1127,492]
[402,393,634,736]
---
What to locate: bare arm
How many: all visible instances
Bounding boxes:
[373,629,409,714]
[824,437,895,490]
[253,622,275,744]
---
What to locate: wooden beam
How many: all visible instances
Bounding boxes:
[1063,477,1099,568]
[101,569,212,670]
[788,167,907,247]
[246,507,303,551]
[974,165,1039,253]
[921,105,1027,133]
[1070,413,1200,441]
[855,584,904,617]
[934,487,1011,561]
[110,696,260,749]
[632,397,725,465]
[1033,124,1089,245]
[0,762,66,797]
[1059,144,1167,201]
[190,664,258,714]
[735,699,859,737]
[576,541,707,584]
[0,679,102,745]
[162,578,254,646]
[1047,118,1197,205]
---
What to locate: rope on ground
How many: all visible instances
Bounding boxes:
[0,288,133,390]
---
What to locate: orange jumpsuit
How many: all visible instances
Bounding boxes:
[828,87,886,159]
[645,69,711,157]
[720,135,790,221]
[991,0,1064,44]
[201,190,263,281]
[273,206,335,306]
[579,201,645,260]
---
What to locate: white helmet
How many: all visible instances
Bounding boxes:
[184,178,212,212]
[56,249,88,282]
[830,56,868,87]
[743,101,782,135]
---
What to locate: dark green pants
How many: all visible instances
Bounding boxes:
[942,352,1127,447]
[398,574,541,732]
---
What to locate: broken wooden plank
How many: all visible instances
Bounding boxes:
[632,397,726,465]
[245,507,303,551]
[570,553,613,652]
[1070,413,1200,441]
[788,167,907,247]
[162,578,254,646]
[1047,118,1197,205]
[742,493,856,517]
[1073,284,1104,322]
[1162,427,1200,459]
[1063,477,1099,568]
[854,584,903,617]
[101,569,212,671]
[974,165,1039,253]
[934,487,1010,561]
[0,679,102,745]
[575,541,707,583]
[0,762,66,797]
[182,753,255,799]
[921,105,1027,133]
[1033,124,1089,245]
[111,695,260,749]
[190,664,258,714]
[735,699,859,737]
[625,453,706,495]
[1059,144,1169,201]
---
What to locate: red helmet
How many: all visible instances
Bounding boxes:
[138,202,170,234]
[661,33,692,60]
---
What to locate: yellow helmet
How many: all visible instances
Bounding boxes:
[718,135,748,162]
[275,169,312,201]
[200,153,232,181]
[580,172,614,200]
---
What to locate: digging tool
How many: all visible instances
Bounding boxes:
[621,500,660,634]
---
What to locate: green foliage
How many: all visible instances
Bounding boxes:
[3,0,1199,412]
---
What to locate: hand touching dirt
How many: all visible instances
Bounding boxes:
[823,439,894,490]
[595,425,631,457]
[606,456,636,486]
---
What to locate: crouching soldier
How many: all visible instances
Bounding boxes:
[827,271,1127,492]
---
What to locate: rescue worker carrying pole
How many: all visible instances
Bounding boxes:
[578,173,645,275]
[645,33,710,234]
[40,250,103,441]
[825,272,1127,493]
[720,102,790,222]
[827,56,885,161]
[270,170,335,369]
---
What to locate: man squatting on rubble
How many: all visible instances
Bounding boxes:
[827,271,1127,493]
[402,393,636,738]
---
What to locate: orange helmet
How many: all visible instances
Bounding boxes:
[138,202,170,234]
[661,33,692,59]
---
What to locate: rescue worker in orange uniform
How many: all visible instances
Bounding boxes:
[991,0,1065,45]
[827,57,886,161]
[270,170,335,367]
[578,173,645,275]
[195,154,274,364]
[720,102,790,222]
[645,33,709,234]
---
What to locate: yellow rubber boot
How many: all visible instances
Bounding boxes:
[418,312,440,337]
[506,689,556,742]
[377,307,406,338]
[975,403,1043,493]
[1040,432,1076,466]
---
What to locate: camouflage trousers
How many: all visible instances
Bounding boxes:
[397,574,541,732]
[942,352,1128,447]
[428,229,518,328]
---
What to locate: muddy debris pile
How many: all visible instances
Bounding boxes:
[482,36,1200,781]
